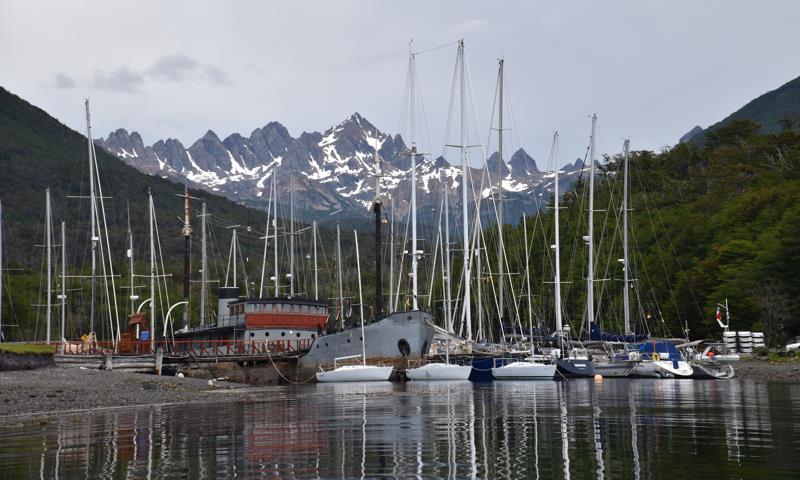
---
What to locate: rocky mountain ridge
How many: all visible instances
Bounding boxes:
[97,113,586,221]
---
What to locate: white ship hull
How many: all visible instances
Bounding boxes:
[302,311,436,369]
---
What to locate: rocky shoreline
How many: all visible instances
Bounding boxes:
[0,367,248,417]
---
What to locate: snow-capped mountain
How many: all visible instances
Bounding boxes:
[97,113,584,222]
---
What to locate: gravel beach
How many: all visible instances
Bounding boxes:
[733,358,800,382]
[0,367,247,417]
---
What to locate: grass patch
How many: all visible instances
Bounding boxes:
[0,343,57,355]
[767,352,800,363]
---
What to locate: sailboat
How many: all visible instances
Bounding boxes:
[407,181,471,380]
[688,301,738,379]
[631,340,694,377]
[591,139,645,377]
[554,124,595,378]
[316,230,392,382]
[491,62,554,381]
[395,50,469,382]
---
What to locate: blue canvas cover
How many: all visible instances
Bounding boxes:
[590,323,649,343]
[637,341,683,368]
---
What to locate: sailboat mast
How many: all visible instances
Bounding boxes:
[200,202,207,326]
[259,196,270,297]
[622,139,631,334]
[411,143,419,310]
[45,187,52,343]
[409,53,419,311]
[553,133,563,340]
[458,39,472,342]
[587,114,597,335]
[313,221,319,301]
[60,221,66,341]
[444,182,452,347]
[373,138,383,318]
[148,191,156,352]
[476,218,483,341]
[289,174,295,298]
[336,224,344,330]
[85,99,97,335]
[354,230,366,365]
[232,229,238,289]
[127,205,135,316]
[524,214,534,357]
[497,58,505,328]
[388,198,395,314]
[181,187,192,329]
[438,223,449,364]
[272,172,279,297]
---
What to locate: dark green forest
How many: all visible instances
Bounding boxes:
[495,120,800,347]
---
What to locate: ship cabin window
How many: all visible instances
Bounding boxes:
[265,331,270,337]
[281,331,286,337]
[264,304,272,313]
[296,332,301,338]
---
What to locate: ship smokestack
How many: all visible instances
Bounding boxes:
[373,139,383,320]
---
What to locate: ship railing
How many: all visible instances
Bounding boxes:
[52,338,314,357]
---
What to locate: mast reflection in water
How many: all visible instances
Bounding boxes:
[1,380,799,479]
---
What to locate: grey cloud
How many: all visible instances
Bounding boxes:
[92,67,145,93]
[202,65,232,86]
[53,73,76,89]
[146,53,197,82]
[146,53,232,86]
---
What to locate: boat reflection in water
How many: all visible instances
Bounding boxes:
[1,380,799,478]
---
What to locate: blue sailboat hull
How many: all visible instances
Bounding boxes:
[556,358,596,377]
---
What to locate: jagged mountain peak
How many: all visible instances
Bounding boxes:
[200,130,221,142]
[97,113,573,218]
[509,148,540,177]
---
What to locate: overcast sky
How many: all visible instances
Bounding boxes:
[2,0,799,168]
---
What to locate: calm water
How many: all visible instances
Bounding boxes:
[1,379,799,479]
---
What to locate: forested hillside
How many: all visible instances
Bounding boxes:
[497,120,800,346]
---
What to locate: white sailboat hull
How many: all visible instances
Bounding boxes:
[406,363,472,381]
[690,363,736,379]
[315,365,393,383]
[492,361,556,380]
[631,360,693,378]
